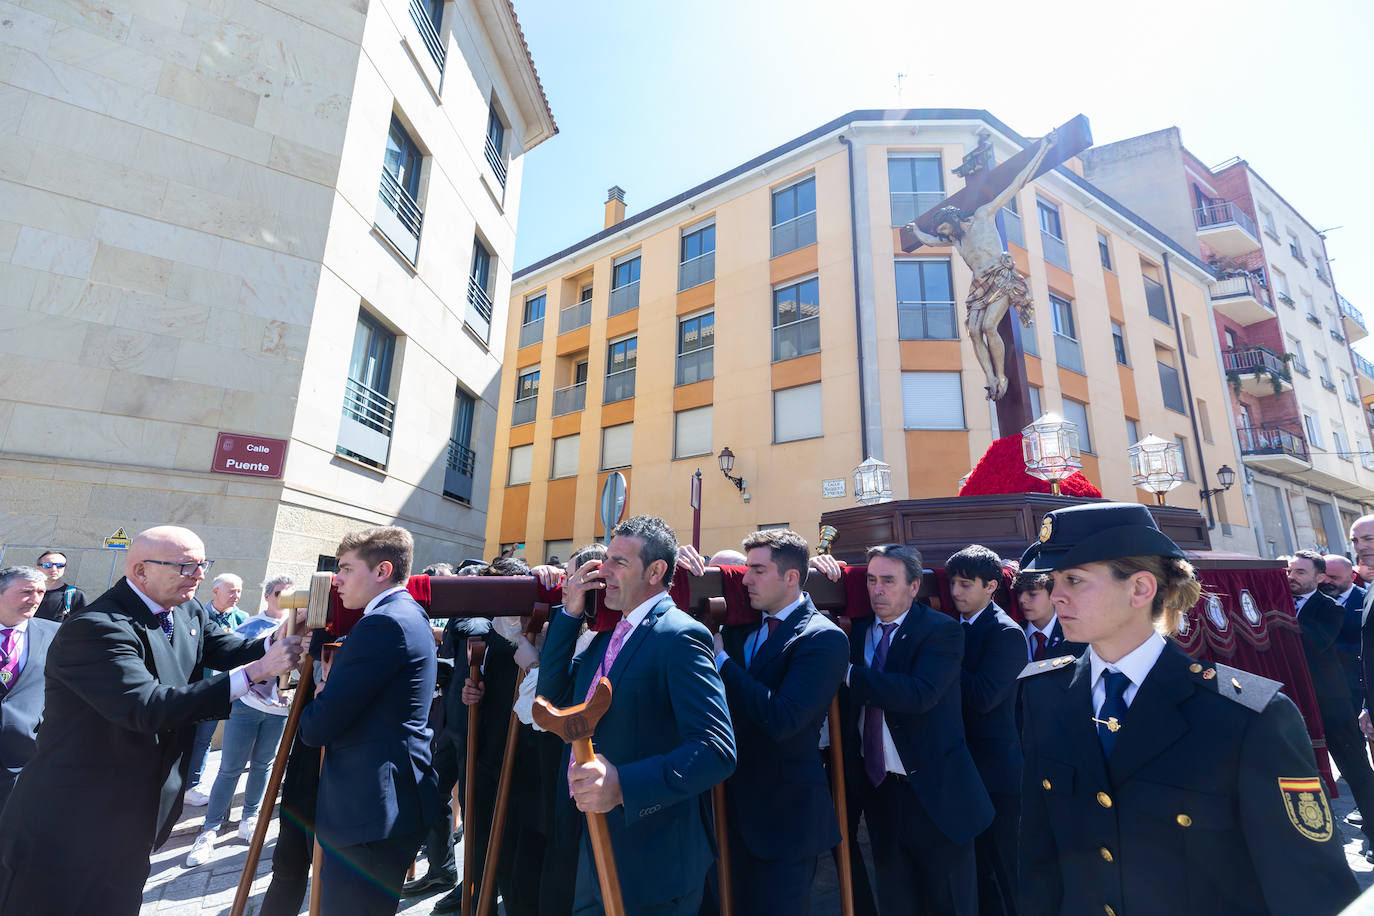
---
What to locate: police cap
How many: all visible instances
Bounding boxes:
[1019,502,1186,573]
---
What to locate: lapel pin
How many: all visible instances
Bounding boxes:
[1231,677,1242,692]
[1203,668,1216,680]
[1189,663,1202,674]
[189,628,197,637]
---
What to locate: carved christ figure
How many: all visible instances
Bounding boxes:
[907,132,1057,400]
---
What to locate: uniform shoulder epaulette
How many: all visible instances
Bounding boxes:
[1188,660,1281,713]
[1018,654,1077,679]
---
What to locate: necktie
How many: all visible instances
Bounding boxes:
[1033,631,1048,661]
[746,615,783,666]
[570,616,634,793]
[156,610,174,643]
[0,629,20,691]
[1097,670,1131,758]
[863,622,898,786]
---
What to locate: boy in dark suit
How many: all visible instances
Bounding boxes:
[0,566,59,810]
[299,526,440,916]
[1012,561,1085,662]
[947,545,1028,916]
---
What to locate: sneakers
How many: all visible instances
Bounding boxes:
[186,830,217,867]
[183,787,209,807]
[236,816,258,841]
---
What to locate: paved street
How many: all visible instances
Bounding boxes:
[143,748,1374,914]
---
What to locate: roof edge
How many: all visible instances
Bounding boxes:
[483,0,557,150]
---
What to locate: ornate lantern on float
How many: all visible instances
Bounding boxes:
[1128,434,1187,505]
[853,456,893,506]
[1021,413,1082,497]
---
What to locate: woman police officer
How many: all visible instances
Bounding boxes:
[1015,502,1359,915]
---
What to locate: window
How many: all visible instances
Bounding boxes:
[1061,398,1093,453]
[609,252,641,315]
[1181,315,1197,357]
[1224,328,1238,349]
[542,539,573,565]
[1273,268,1291,303]
[444,387,477,501]
[1304,413,1323,449]
[1111,322,1128,365]
[1050,294,1083,374]
[888,155,945,226]
[605,336,637,403]
[1142,274,1169,324]
[410,0,446,72]
[1197,398,1213,442]
[1287,335,1308,374]
[1029,385,1042,419]
[1157,357,1186,414]
[900,372,965,430]
[550,434,580,478]
[1097,231,1113,271]
[512,368,538,425]
[772,276,820,361]
[1260,206,1277,238]
[1334,426,1350,460]
[895,259,956,339]
[1050,294,1076,339]
[1342,371,1357,401]
[1037,198,1069,270]
[774,382,823,442]
[383,117,423,201]
[674,405,713,459]
[679,222,716,290]
[508,444,533,485]
[338,310,398,468]
[523,294,545,325]
[677,311,714,385]
[601,423,633,469]
[1287,230,1304,263]
[484,102,507,189]
[466,237,494,341]
[519,293,545,348]
[1175,436,1191,480]
[1002,195,1025,248]
[1319,354,1334,389]
[771,176,817,257]
[1126,419,1140,445]
[376,116,425,259]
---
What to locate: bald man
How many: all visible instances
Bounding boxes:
[1324,554,1368,715]
[0,526,304,914]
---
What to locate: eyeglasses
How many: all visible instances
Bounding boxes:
[38,562,66,569]
[144,559,215,577]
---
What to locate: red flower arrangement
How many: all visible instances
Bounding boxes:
[958,433,1102,498]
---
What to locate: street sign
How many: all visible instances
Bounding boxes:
[104,527,131,549]
[211,432,288,478]
[600,472,628,539]
[822,478,846,499]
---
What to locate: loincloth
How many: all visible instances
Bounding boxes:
[966,255,1033,327]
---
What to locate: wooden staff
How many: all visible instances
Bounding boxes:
[703,597,734,916]
[230,571,333,916]
[532,679,625,916]
[476,675,526,916]
[827,695,855,916]
[309,640,343,916]
[461,637,487,916]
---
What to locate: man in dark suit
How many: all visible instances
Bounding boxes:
[1011,560,1085,662]
[703,529,848,916]
[299,526,440,916]
[1322,553,1367,714]
[0,567,59,810]
[1288,550,1374,849]
[845,544,993,916]
[947,545,1028,916]
[0,526,302,914]
[538,515,736,915]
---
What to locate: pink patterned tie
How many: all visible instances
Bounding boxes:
[569,616,634,794]
[0,629,22,692]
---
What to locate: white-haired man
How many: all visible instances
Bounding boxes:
[0,566,58,810]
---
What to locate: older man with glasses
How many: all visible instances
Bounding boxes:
[33,549,87,622]
[0,526,305,914]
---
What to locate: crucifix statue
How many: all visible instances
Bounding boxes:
[901,115,1094,432]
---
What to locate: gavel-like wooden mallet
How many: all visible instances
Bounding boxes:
[532,679,625,916]
[230,571,334,916]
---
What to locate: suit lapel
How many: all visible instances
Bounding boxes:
[113,579,183,685]
[1363,585,1374,627]
[749,600,810,673]
[1107,643,1193,785]
[883,604,924,670]
[1054,654,1110,789]
[606,596,670,685]
[1049,619,1067,648]
[170,601,200,681]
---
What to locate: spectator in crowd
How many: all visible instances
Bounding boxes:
[34,549,86,622]
[1322,554,1367,715]
[708,549,747,566]
[184,572,250,806]
[422,563,456,577]
[0,566,58,809]
[0,526,302,913]
[185,575,296,866]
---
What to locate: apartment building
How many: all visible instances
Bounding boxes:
[1084,129,1372,555]
[487,110,1251,560]
[0,0,555,593]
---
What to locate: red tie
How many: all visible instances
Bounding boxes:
[1033,631,1048,661]
[765,616,781,639]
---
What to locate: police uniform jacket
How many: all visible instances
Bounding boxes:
[1018,640,1359,916]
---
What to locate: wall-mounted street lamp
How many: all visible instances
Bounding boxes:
[717,446,746,496]
[1199,464,1238,502]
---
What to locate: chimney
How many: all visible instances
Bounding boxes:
[604,185,626,229]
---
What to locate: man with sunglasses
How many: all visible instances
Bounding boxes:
[0,526,305,914]
[34,550,86,623]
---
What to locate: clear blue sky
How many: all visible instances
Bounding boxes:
[512,0,1374,352]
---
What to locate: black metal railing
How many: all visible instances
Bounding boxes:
[408,0,446,71]
[378,168,424,239]
[484,134,507,189]
[1341,296,1366,331]
[1193,201,1257,238]
[466,279,493,341]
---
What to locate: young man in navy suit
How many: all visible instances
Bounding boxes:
[947,545,1028,916]
[844,544,992,916]
[299,526,440,916]
[1012,564,1085,663]
[703,530,848,915]
[538,515,735,915]
[0,567,59,810]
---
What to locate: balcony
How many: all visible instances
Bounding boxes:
[608,280,639,316]
[1208,274,1273,326]
[443,438,475,503]
[678,251,715,292]
[772,316,821,362]
[518,317,543,349]
[1332,328,1348,345]
[889,191,947,228]
[484,134,507,190]
[466,278,493,342]
[1316,268,1331,286]
[1238,424,1311,474]
[771,210,817,258]
[337,377,395,469]
[1041,231,1070,271]
[1001,207,1024,248]
[560,299,592,334]
[1322,377,1338,393]
[1341,295,1368,342]
[1193,201,1259,257]
[604,369,635,404]
[676,348,713,386]
[1277,291,1295,308]
[1222,346,1291,397]
[511,395,536,426]
[1353,351,1374,398]
[1054,332,1084,375]
[1306,311,1321,326]
[375,169,423,264]
[552,382,585,416]
[407,0,445,72]
[897,300,957,340]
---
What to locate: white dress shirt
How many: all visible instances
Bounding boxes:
[364,584,409,615]
[127,579,254,699]
[1087,632,1167,717]
[857,611,908,777]
[717,592,807,669]
[1293,589,1317,615]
